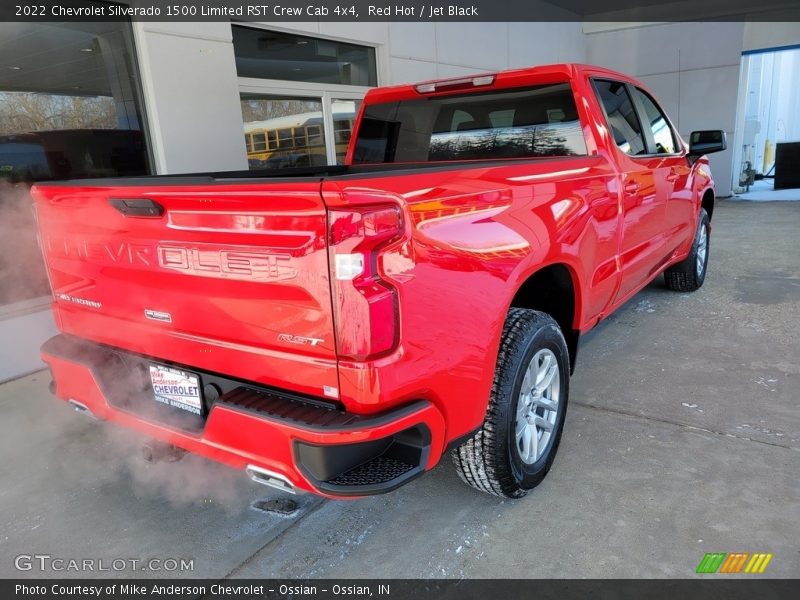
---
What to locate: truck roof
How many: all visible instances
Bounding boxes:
[363,63,640,104]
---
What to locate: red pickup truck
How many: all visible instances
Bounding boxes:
[32,64,726,499]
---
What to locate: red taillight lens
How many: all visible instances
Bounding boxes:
[328,205,403,361]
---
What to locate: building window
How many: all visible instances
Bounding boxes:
[232,26,377,87]
[0,19,150,314]
[233,26,374,170]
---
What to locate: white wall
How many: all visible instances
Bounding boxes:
[132,22,248,174]
[0,310,56,383]
[743,21,800,51]
[387,22,586,83]
[585,22,745,197]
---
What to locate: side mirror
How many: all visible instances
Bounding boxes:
[689,130,727,156]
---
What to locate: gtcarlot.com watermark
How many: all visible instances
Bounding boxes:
[14,554,194,573]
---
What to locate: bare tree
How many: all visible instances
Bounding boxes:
[0,92,116,136]
[240,99,322,123]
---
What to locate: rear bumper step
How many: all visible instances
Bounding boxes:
[41,334,445,497]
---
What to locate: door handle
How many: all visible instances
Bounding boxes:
[666,172,680,183]
[624,181,640,195]
[109,198,164,218]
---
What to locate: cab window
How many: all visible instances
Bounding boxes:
[352,83,588,163]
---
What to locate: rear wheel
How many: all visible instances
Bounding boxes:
[664,209,710,292]
[452,308,569,498]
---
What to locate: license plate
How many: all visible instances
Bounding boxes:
[149,364,202,416]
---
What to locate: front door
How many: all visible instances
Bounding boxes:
[631,86,695,258]
[593,79,668,304]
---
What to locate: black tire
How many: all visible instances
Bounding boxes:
[664,209,710,292]
[451,308,570,498]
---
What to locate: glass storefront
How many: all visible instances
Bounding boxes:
[0,20,149,311]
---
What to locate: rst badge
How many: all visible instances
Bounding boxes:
[277,333,324,347]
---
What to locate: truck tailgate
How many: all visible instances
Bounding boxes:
[32,182,339,400]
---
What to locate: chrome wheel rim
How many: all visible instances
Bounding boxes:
[696,223,708,277]
[515,348,560,465]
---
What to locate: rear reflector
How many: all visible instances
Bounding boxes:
[334,254,365,280]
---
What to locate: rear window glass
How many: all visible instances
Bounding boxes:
[352,83,587,164]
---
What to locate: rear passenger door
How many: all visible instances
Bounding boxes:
[630,87,694,257]
[592,79,667,303]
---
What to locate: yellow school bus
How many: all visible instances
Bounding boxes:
[243,112,355,169]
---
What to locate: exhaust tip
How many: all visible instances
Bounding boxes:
[245,465,296,495]
[68,399,98,420]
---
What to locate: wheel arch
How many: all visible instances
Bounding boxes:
[508,262,582,373]
[701,187,715,220]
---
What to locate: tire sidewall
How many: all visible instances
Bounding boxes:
[694,210,710,285]
[506,323,569,488]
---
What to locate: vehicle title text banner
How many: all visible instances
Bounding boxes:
[3,0,800,22]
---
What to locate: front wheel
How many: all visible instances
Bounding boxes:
[451,309,570,498]
[664,208,710,292]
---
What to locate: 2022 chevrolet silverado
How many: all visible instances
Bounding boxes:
[32,64,726,498]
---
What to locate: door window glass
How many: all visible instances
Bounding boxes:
[593,80,647,156]
[634,88,679,154]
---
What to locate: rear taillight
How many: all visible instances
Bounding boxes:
[328,205,403,361]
